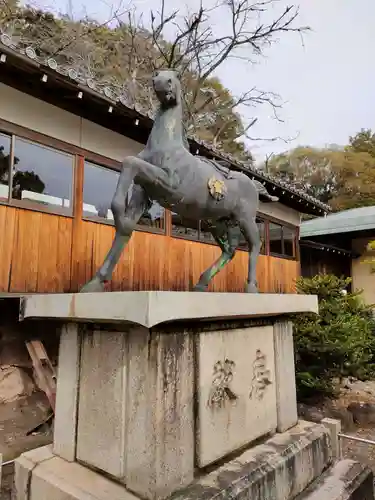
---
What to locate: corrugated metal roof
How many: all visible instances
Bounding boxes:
[300,206,375,237]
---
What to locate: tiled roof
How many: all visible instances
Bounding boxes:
[0,31,331,214]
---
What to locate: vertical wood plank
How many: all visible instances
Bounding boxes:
[37,214,59,292]
[76,329,127,478]
[57,217,73,292]
[0,206,16,291]
[53,323,80,462]
[126,326,194,500]
[9,210,41,292]
[1,202,300,295]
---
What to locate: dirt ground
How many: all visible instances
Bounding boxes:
[335,379,375,473]
[0,392,53,500]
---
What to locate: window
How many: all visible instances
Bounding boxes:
[0,133,11,201]
[283,226,296,257]
[269,222,283,255]
[83,161,119,221]
[171,213,199,240]
[12,137,74,214]
[199,220,216,244]
[83,161,165,231]
[138,200,165,231]
[238,218,266,254]
[269,222,296,258]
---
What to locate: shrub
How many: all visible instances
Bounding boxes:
[293,274,375,401]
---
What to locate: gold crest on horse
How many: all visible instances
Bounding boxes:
[207,176,228,201]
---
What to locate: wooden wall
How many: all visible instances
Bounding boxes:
[0,205,299,294]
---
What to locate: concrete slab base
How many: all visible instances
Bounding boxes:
[170,420,332,500]
[297,459,374,500]
[15,421,335,500]
[14,446,137,500]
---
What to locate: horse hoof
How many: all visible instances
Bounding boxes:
[80,277,106,293]
[193,284,208,292]
[246,283,258,293]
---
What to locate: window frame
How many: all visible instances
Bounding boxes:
[0,131,13,203]
[0,119,299,256]
[267,216,297,260]
[81,159,167,235]
[171,217,220,246]
[11,135,76,216]
[0,129,77,218]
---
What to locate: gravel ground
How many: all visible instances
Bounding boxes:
[341,427,375,471]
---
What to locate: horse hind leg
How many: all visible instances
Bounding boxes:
[239,215,261,293]
[194,222,239,292]
[80,184,150,292]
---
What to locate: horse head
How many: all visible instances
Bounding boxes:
[152,70,181,109]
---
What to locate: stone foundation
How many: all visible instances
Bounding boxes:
[15,421,330,500]
[12,291,374,500]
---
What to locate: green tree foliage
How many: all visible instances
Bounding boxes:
[265,144,375,210]
[293,274,375,401]
[0,0,305,162]
[348,129,375,158]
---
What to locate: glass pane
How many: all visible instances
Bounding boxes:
[238,218,265,254]
[283,226,296,257]
[269,222,283,255]
[0,133,11,201]
[12,138,73,213]
[171,213,199,240]
[138,200,165,231]
[199,220,216,244]
[83,161,119,221]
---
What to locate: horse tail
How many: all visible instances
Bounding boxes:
[253,180,279,202]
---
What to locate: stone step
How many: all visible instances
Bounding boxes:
[16,421,331,500]
[296,459,374,500]
[170,420,332,500]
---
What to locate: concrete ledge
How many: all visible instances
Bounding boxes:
[19,292,318,328]
[297,459,374,499]
[14,445,137,500]
[15,422,332,500]
[169,420,331,500]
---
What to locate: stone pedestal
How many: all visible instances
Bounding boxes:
[15,291,368,500]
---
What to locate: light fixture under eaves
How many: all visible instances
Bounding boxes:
[0,54,6,63]
[78,91,83,99]
[135,119,139,126]
[108,106,113,113]
[41,74,48,82]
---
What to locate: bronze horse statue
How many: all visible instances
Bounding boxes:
[81,70,278,293]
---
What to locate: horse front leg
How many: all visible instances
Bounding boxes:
[194,222,239,292]
[80,170,149,292]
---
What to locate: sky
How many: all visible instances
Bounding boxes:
[29,0,375,162]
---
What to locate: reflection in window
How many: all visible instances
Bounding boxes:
[83,164,165,231]
[83,161,119,220]
[269,222,283,255]
[126,183,165,231]
[0,133,11,200]
[283,226,296,257]
[238,218,266,254]
[12,138,73,213]
[138,200,165,231]
[199,220,216,244]
[171,213,199,239]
